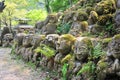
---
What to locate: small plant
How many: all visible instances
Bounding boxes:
[77,61,95,75]
[77,61,96,80]
[91,43,105,59]
[104,21,116,35]
[11,44,15,54]
[34,44,56,58]
[57,22,71,34]
[27,61,36,69]
[62,63,68,80]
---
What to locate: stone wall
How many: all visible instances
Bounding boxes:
[1,0,120,80]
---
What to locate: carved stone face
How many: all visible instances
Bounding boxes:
[69,21,82,36]
[14,33,26,46]
[107,35,120,59]
[22,34,33,47]
[56,38,71,55]
[56,35,74,55]
[45,34,59,48]
[31,35,45,47]
[74,37,91,61]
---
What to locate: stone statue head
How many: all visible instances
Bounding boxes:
[74,37,93,61]
[107,34,120,59]
[22,34,33,48]
[56,34,76,55]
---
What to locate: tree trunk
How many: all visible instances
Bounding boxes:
[45,0,51,13]
[69,0,73,7]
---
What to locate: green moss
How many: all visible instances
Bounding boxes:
[102,38,112,44]
[61,54,72,64]
[34,44,56,58]
[60,34,76,43]
[97,59,108,70]
[113,34,120,40]
[82,37,93,49]
[86,7,94,15]
[77,10,88,21]
[77,61,95,76]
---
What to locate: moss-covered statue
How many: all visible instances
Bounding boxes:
[69,21,88,36]
[56,34,76,55]
[106,34,120,79]
[22,34,34,48]
[54,34,76,71]
[72,37,93,74]
[2,33,13,47]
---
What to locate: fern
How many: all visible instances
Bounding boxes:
[57,22,71,34]
[34,44,55,58]
[62,63,68,80]
[92,43,105,59]
[77,61,95,76]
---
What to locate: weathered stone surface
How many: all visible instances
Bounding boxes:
[22,34,34,48]
[107,34,120,59]
[56,34,76,55]
[74,37,92,61]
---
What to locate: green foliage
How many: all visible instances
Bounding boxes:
[57,23,71,34]
[91,43,105,59]
[34,44,56,58]
[11,44,15,54]
[61,54,72,64]
[27,61,36,69]
[104,21,116,35]
[49,0,79,12]
[26,9,47,25]
[62,63,68,80]
[77,61,95,77]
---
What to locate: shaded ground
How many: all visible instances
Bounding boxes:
[0,48,55,80]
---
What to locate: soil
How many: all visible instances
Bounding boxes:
[0,48,56,80]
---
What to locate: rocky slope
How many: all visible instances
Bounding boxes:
[1,0,120,80]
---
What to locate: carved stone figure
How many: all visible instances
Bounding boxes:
[41,23,57,35]
[106,34,120,79]
[22,34,34,48]
[56,34,76,55]
[2,33,13,47]
[14,33,26,47]
[31,35,45,49]
[69,21,88,36]
[44,34,59,48]
[74,37,92,61]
